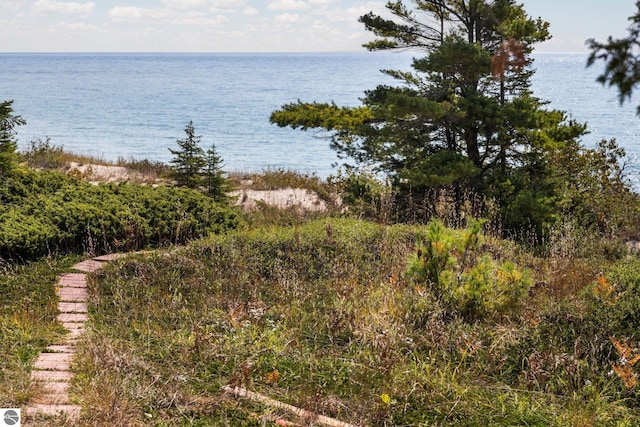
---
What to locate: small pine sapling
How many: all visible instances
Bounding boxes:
[204,142,229,201]
[169,121,206,188]
[407,219,531,321]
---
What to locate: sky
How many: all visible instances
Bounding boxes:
[0,0,638,53]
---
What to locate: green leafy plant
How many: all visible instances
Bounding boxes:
[407,219,531,320]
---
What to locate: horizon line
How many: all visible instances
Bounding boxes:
[0,50,590,55]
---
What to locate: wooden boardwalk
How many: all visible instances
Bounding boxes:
[25,254,125,420]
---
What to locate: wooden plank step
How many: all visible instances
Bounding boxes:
[72,260,103,272]
[26,403,80,417]
[57,273,87,288]
[57,313,89,323]
[31,370,74,381]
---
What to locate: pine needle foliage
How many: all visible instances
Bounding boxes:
[169,121,206,188]
[0,100,25,177]
[407,218,531,321]
[204,142,229,200]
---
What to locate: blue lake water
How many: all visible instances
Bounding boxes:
[1,52,639,180]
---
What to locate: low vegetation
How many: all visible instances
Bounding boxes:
[0,255,82,407]
[24,137,172,182]
[59,218,638,425]
[4,0,640,418]
[0,168,240,261]
[4,129,640,424]
[5,144,640,424]
[231,168,335,203]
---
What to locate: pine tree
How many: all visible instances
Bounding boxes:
[587,2,640,114]
[271,0,588,233]
[169,121,206,188]
[0,100,25,177]
[204,142,228,200]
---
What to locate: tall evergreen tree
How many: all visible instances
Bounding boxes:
[169,121,206,188]
[0,100,25,177]
[271,0,587,233]
[204,142,228,200]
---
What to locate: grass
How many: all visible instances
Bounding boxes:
[5,160,640,425]
[228,168,344,228]
[42,218,636,426]
[22,138,172,184]
[0,255,82,407]
[230,168,340,206]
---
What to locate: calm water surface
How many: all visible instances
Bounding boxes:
[1,52,638,180]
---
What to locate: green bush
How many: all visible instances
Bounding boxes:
[406,219,532,321]
[0,169,241,261]
[329,169,391,221]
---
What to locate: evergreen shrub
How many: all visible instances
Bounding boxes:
[406,219,532,321]
[0,170,240,261]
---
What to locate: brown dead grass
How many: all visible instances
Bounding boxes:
[65,162,166,185]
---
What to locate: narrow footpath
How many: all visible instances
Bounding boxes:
[26,254,123,420]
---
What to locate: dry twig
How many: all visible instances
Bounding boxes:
[223,385,359,427]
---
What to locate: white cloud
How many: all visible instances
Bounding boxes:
[275,13,300,23]
[107,6,179,22]
[57,21,97,31]
[0,1,24,11]
[32,0,95,15]
[311,20,329,31]
[2,0,387,51]
[108,6,146,21]
[267,0,309,11]
[107,5,226,27]
[161,0,207,9]
[208,0,247,14]
[314,2,387,24]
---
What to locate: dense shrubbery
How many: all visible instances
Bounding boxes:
[0,169,240,261]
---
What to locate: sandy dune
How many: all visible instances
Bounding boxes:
[230,188,330,212]
[67,162,147,183]
[67,162,332,212]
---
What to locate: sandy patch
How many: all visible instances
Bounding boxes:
[66,164,332,212]
[231,188,329,212]
[67,162,150,184]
